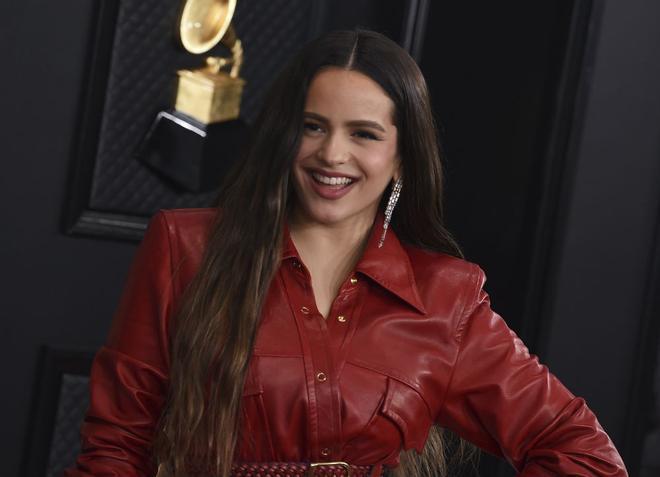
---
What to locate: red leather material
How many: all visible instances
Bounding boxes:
[65,208,627,476]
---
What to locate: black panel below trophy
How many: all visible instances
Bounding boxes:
[136,111,247,193]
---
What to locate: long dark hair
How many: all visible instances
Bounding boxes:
[153,29,470,477]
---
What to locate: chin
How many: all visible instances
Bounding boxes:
[301,201,380,228]
[292,189,380,227]
[304,206,349,225]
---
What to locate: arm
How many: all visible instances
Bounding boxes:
[65,212,175,477]
[436,265,627,476]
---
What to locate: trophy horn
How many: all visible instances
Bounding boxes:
[178,0,237,55]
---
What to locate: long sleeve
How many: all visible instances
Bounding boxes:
[65,212,175,477]
[436,266,628,476]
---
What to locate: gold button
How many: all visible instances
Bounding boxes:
[350,277,358,285]
[320,447,330,456]
[301,306,310,314]
[337,315,346,323]
[316,372,327,382]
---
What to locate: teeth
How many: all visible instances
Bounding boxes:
[311,172,354,186]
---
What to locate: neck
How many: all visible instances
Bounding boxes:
[287,208,377,282]
[289,208,374,253]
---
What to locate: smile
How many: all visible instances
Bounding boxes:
[305,169,358,200]
[311,172,355,186]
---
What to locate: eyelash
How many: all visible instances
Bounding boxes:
[303,122,381,141]
[303,122,323,133]
[353,130,379,141]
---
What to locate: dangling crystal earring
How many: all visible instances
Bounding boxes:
[378,177,402,248]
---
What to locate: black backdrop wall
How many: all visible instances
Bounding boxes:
[1,1,658,476]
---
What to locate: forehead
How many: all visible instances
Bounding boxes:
[305,68,395,124]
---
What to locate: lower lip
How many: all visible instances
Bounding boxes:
[307,172,357,200]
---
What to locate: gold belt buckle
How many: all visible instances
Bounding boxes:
[308,461,352,477]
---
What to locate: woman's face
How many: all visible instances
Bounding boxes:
[291,67,401,228]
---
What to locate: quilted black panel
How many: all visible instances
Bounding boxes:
[45,374,90,477]
[88,0,321,216]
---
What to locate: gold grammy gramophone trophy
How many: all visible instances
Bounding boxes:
[176,0,244,123]
[136,0,248,192]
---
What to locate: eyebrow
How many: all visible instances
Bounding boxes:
[303,112,387,133]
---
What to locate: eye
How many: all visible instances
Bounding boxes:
[352,129,381,141]
[303,122,324,134]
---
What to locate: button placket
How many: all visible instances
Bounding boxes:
[282,258,365,461]
[280,261,342,459]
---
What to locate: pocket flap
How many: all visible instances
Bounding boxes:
[242,381,263,396]
[381,377,433,452]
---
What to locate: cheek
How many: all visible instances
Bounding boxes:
[295,137,316,163]
[361,147,399,179]
[291,146,310,194]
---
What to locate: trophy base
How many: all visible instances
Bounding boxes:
[135,110,247,192]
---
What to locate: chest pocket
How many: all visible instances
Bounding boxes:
[345,375,434,466]
[381,376,434,453]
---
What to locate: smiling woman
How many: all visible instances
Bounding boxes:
[291,68,400,229]
[65,29,627,477]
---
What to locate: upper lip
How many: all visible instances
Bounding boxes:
[307,167,359,180]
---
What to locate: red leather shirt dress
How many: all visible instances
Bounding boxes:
[65,208,627,476]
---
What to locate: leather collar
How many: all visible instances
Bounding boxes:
[281,213,426,315]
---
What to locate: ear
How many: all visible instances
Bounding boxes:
[392,161,403,182]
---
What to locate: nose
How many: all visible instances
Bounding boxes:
[317,131,349,165]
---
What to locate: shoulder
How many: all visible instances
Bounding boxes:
[403,244,486,315]
[155,207,217,233]
[404,244,484,286]
[147,207,217,284]
[152,207,216,247]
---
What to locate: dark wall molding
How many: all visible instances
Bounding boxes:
[401,0,429,61]
[62,0,126,239]
[520,0,600,353]
[21,347,96,477]
[623,189,660,475]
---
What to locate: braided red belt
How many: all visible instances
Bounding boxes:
[230,461,383,477]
